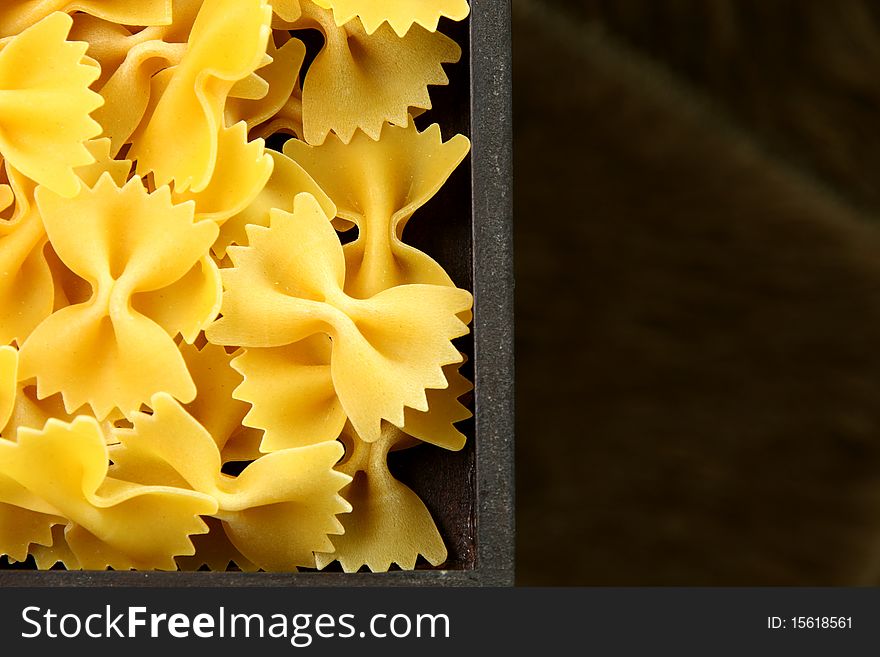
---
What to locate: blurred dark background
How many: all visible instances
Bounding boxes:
[514,0,880,584]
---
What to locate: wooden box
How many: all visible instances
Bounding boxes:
[0,0,513,587]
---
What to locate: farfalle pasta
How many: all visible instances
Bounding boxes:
[206,193,471,443]
[312,0,469,37]
[21,175,220,419]
[283,119,471,297]
[231,336,346,452]
[0,0,473,573]
[214,147,335,257]
[315,422,447,572]
[129,0,271,191]
[269,0,461,145]
[0,415,216,570]
[178,342,263,463]
[0,13,102,197]
[110,393,351,571]
[0,1,171,39]
[225,34,305,134]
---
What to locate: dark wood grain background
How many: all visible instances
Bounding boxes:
[515,0,880,585]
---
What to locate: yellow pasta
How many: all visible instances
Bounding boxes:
[284,119,470,297]
[70,15,147,88]
[179,342,263,462]
[225,34,305,133]
[270,0,302,23]
[0,346,17,431]
[231,336,345,452]
[176,516,259,572]
[0,1,172,40]
[401,358,472,451]
[28,524,78,569]
[111,393,351,571]
[129,0,272,191]
[279,119,472,571]
[0,416,216,570]
[290,0,461,144]
[0,0,473,573]
[231,343,470,455]
[0,204,51,346]
[2,382,122,450]
[316,422,446,572]
[21,176,220,419]
[0,13,102,197]
[301,355,469,572]
[0,502,63,565]
[170,121,274,224]
[78,138,133,187]
[313,0,470,37]
[215,148,335,257]
[206,193,472,442]
[92,38,186,155]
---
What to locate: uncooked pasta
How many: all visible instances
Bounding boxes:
[0,0,472,573]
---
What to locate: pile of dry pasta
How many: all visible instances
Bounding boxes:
[0,0,473,572]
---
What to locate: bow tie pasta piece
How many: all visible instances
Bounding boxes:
[171,122,273,225]
[0,416,217,570]
[284,121,470,298]
[316,423,446,572]
[402,358,472,451]
[225,34,305,134]
[293,0,460,145]
[130,0,272,192]
[232,342,470,452]
[0,13,103,198]
[231,336,346,452]
[65,1,200,88]
[20,176,220,419]
[206,193,472,442]
[313,0,469,37]
[68,2,200,157]
[0,1,172,39]
[113,393,352,571]
[92,39,187,155]
[313,360,468,572]
[0,139,130,348]
[179,342,263,461]
[214,148,335,257]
